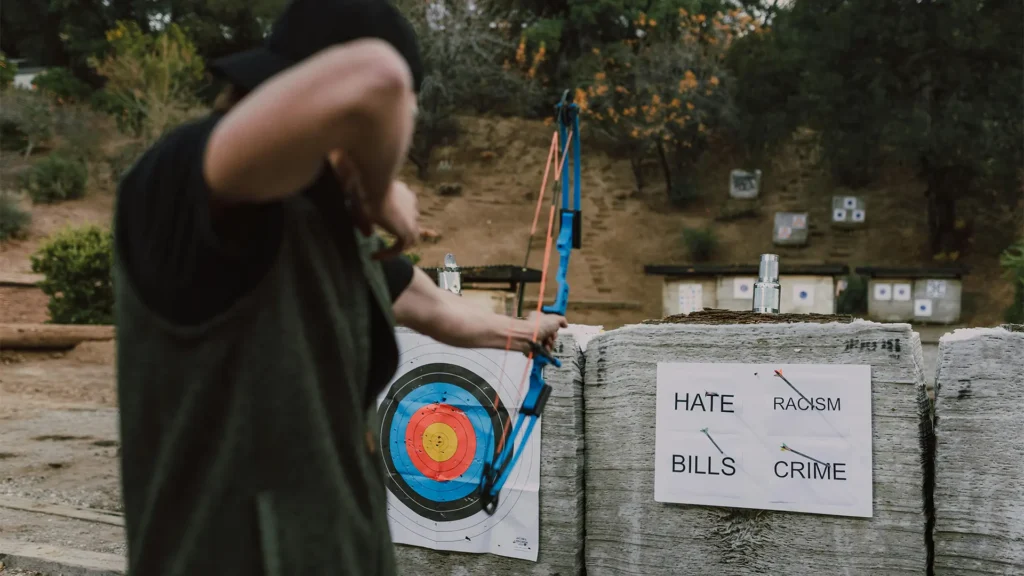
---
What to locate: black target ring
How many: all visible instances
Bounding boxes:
[378,362,511,522]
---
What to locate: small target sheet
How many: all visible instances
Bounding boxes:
[654,363,873,518]
[374,331,541,561]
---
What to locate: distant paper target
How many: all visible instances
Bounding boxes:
[678,283,703,314]
[733,277,755,300]
[851,209,866,223]
[832,209,847,222]
[843,196,858,210]
[873,283,893,301]
[791,214,808,229]
[376,332,539,554]
[893,283,912,302]
[792,284,815,306]
[926,280,947,298]
[777,226,792,240]
[915,299,934,317]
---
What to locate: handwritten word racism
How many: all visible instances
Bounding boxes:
[773,396,841,411]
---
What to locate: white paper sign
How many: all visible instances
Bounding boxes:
[677,283,703,314]
[377,331,540,560]
[654,363,873,518]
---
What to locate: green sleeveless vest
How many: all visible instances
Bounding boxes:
[114,192,399,575]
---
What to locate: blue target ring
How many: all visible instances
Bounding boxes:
[378,363,510,522]
[388,382,489,503]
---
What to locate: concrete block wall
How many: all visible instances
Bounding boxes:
[932,327,1024,574]
[582,319,931,575]
[393,332,585,576]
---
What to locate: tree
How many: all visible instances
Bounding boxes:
[733,0,1023,255]
[89,21,206,141]
[577,6,754,201]
[394,0,543,178]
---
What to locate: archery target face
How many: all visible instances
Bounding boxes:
[734,277,755,300]
[376,331,540,554]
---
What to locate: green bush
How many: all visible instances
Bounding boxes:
[54,105,106,162]
[0,193,32,241]
[20,154,89,204]
[0,89,56,156]
[0,52,17,90]
[1000,239,1024,324]
[836,274,868,315]
[682,227,717,262]
[32,68,93,103]
[30,225,114,325]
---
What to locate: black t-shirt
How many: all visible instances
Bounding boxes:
[115,113,414,327]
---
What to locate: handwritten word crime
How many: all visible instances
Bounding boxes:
[774,460,847,481]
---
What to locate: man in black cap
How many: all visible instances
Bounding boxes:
[113,0,565,574]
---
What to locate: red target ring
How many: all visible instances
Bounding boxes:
[405,403,477,481]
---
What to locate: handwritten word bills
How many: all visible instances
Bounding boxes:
[654,363,873,518]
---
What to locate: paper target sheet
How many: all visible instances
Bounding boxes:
[654,363,873,518]
[375,331,541,561]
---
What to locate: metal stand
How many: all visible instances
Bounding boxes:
[753,254,781,313]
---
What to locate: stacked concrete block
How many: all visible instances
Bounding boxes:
[394,332,585,576]
[933,327,1024,574]
[584,318,930,575]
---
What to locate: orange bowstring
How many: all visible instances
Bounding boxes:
[490,129,573,456]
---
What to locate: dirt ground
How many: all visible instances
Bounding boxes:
[0,342,126,557]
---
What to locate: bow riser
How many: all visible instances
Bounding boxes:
[479,92,581,515]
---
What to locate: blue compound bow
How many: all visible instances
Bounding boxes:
[478,90,582,514]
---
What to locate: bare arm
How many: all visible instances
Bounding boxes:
[393,267,566,352]
[204,39,415,206]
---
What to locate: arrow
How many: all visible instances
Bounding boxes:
[701,428,724,455]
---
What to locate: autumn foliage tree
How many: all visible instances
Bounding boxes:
[576,8,760,202]
[88,22,206,141]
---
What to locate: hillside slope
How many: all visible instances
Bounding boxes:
[409,116,1011,328]
[0,115,1013,328]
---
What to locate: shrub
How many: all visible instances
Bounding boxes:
[836,274,868,315]
[1000,239,1024,324]
[31,68,93,103]
[107,140,147,183]
[0,89,56,156]
[20,154,89,204]
[0,193,31,241]
[682,226,717,262]
[0,52,16,90]
[30,225,114,325]
[54,105,107,162]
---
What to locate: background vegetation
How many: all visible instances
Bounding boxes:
[1,0,1021,324]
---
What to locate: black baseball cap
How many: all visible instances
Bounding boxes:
[210,0,424,93]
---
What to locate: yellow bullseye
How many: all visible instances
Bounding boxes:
[422,422,458,462]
